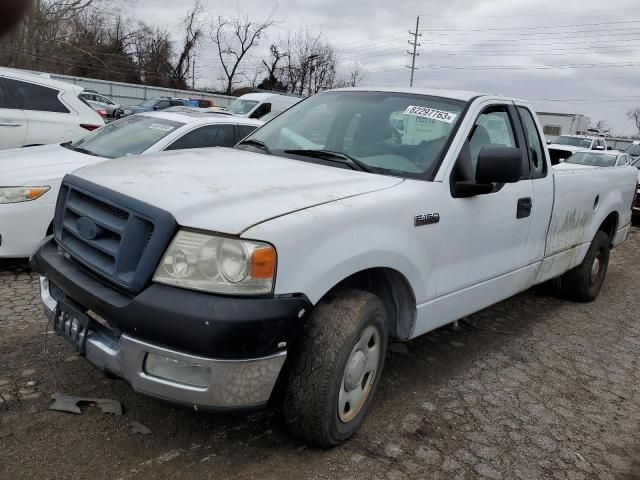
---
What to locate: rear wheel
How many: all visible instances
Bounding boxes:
[283,289,388,448]
[560,230,610,302]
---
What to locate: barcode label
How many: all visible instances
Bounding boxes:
[404,106,457,124]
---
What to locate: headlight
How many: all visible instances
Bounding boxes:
[0,186,50,204]
[124,109,133,115]
[153,230,276,295]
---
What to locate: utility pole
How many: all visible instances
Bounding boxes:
[192,53,196,90]
[307,53,319,96]
[406,16,421,87]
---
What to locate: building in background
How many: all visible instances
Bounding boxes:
[537,112,591,142]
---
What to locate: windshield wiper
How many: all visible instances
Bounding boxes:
[283,149,374,173]
[71,146,101,157]
[237,139,271,155]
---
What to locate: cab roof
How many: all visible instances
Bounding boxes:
[329,86,515,103]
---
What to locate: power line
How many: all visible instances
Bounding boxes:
[406,16,421,87]
[418,19,640,33]
[418,7,635,18]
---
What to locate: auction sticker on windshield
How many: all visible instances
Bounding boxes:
[148,124,175,132]
[404,106,457,124]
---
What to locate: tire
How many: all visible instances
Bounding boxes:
[560,230,610,302]
[283,289,388,448]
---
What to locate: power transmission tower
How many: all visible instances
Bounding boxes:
[406,16,421,87]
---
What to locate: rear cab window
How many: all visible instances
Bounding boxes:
[517,106,547,178]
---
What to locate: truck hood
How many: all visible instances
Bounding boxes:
[0,144,98,185]
[73,148,404,234]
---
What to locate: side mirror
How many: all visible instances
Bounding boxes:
[546,140,552,145]
[475,146,523,183]
[453,146,522,197]
[607,146,613,151]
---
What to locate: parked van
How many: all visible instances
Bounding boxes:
[225,92,302,119]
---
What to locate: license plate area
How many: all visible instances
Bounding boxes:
[54,299,93,355]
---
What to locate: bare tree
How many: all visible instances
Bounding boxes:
[276,27,340,96]
[340,62,365,88]
[627,109,640,134]
[211,8,276,95]
[169,1,205,89]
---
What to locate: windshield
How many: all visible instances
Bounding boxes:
[625,144,640,157]
[552,136,593,148]
[226,99,259,115]
[69,115,184,158]
[565,152,617,167]
[236,91,466,178]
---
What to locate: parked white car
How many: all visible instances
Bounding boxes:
[225,92,302,119]
[0,67,104,150]
[80,90,120,118]
[0,110,262,257]
[31,87,637,447]
[556,150,633,168]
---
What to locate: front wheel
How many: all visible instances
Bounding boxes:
[560,230,610,302]
[283,289,388,448]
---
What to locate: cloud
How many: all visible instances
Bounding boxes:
[131,0,640,134]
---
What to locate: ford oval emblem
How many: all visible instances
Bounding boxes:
[76,217,98,240]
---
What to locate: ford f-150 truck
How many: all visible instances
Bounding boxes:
[31,87,638,447]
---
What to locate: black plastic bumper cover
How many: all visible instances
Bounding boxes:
[32,237,310,359]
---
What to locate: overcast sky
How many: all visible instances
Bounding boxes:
[129,0,640,135]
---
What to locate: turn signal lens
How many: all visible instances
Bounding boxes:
[251,247,276,279]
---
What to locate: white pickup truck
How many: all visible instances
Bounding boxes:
[31,87,638,447]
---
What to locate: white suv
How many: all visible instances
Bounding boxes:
[0,67,104,150]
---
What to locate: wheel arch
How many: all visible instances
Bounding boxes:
[322,267,417,341]
[597,211,618,247]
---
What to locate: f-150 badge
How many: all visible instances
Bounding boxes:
[415,213,440,227]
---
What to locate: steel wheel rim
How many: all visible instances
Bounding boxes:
[338,325,381,423]
[590,252,603,284]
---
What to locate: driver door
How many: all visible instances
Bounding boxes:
[435,104,534,297]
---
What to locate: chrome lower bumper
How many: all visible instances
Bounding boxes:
[40,276,286,409]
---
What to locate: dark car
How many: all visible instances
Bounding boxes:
[115,98,197,118]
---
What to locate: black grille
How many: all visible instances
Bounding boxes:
[54,175,177,294]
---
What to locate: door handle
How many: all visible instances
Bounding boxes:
[517,197,533,219]
[0,122,22,127]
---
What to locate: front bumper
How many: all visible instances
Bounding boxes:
[33,238,310,409]
[41,278,286,409]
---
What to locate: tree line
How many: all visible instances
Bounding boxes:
[0,0,364,95]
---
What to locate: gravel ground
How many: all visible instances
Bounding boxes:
[1,227,639,480]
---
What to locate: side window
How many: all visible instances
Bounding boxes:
[236,124,259,141]
[165,125,236,150]
[468,107,517,174]
[4,78,69,113]
[517,107,547,178]
[170,100,184,107]
[0,78,21,109]
[250,102,271,119]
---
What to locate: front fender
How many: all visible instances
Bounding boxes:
[243,190,434,305]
